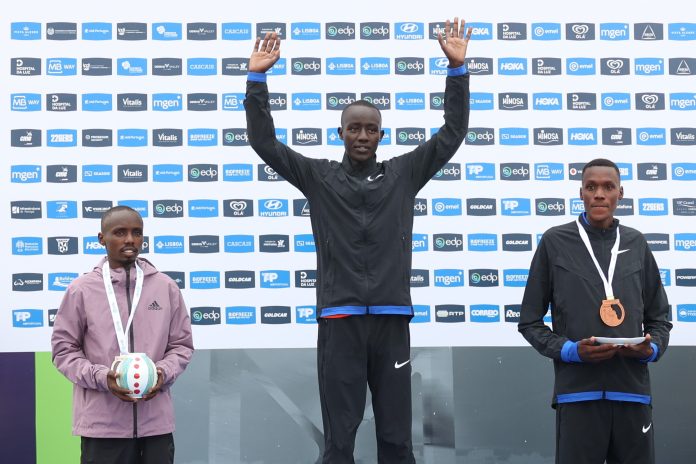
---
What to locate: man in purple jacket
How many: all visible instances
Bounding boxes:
[52,206,194,464]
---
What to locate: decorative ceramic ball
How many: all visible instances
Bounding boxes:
[111,353,157,398]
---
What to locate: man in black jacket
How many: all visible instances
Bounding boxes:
[245,18,471,464]
[519,158,672,464]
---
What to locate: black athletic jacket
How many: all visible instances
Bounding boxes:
[245,71,470,317]
[519,216,672,406]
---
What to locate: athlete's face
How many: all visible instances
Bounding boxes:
[99,210,144,269]
[580,166,623,229]
[338,105,384,164]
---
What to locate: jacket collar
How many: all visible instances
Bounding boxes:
[579,212,619,237]
[341,152,377,179]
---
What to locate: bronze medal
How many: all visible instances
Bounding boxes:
[599,298,625,327]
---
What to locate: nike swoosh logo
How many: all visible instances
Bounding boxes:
[394,360,410,369]
[367,173,384,182]
[617,249,630,255]
[642,423,652,433]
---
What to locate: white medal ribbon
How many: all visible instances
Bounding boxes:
[576,216,620,299]
[102,260,144,355]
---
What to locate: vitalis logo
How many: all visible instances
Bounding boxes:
[153,129,182,147]
[224,199,253,217]
[672,128,696,145]
[410,269,430,287]
[292,128,322,145]
[118,164,147,182]
[117,93,147,111]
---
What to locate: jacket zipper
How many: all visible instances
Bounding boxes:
[360,180,369,310]
[125,265,138,439]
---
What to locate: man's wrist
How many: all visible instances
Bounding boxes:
[247,71,267,82]
[447,64,468,76]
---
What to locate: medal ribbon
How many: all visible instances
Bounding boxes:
[102,260,144,355]
[576,216,620,299]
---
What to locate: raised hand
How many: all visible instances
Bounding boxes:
[249,32,281,73]
[437,17,472,69]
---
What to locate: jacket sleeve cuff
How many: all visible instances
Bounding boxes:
[447,64,468,76]
[561,340,583,363]
[247,71,267,83]
[640,342,659,363]
[96,365,111,391]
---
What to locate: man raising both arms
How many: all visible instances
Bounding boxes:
[245,18,471,463]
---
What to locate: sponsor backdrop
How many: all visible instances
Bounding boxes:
[3,1,696,352]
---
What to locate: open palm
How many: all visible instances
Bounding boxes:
[437,18,472,68]
[249,32,281,73]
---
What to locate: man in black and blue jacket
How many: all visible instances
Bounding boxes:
[245,18,471,464]
[519,158,672,464]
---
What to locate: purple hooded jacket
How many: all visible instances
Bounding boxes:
[51,257,194,438]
